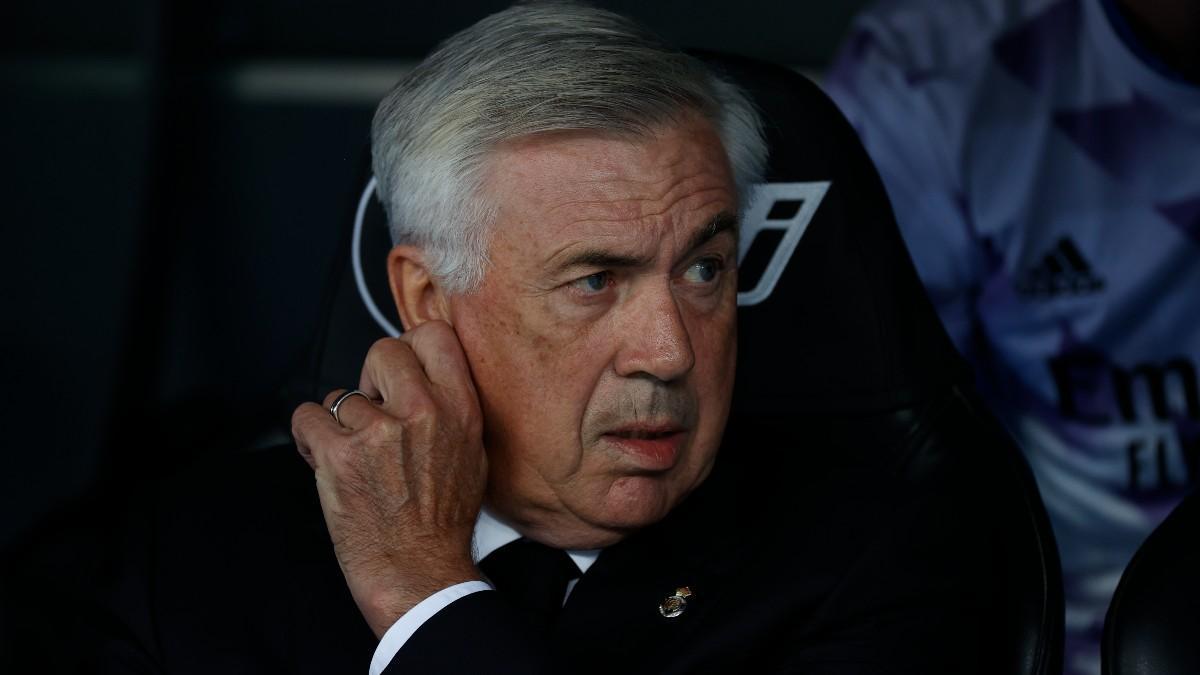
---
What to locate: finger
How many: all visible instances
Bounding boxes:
[322,388,384,432]
[291,401,348,470]
[404,320,481,414]
[359,338,435,415]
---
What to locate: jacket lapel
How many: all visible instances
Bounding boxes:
[551,453,747,671]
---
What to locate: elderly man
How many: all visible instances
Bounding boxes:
[292,2,759,666]
[93,4,1004,674]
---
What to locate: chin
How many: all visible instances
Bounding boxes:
[594,474,682,530]
[530,475,683,550]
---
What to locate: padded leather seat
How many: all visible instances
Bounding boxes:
[1103,490,1200,675]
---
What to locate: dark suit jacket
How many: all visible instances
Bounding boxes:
[92,392,1010,674]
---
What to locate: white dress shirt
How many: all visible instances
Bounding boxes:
[368,508,601,675]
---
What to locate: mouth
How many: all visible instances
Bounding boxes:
[602,424,687,470]
[609,427,681,440]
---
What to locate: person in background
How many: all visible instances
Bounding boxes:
[826,1,1200,673]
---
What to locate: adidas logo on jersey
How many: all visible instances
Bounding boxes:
[1015,237,1105,298]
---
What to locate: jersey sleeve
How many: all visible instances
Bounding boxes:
[825,21,986,355]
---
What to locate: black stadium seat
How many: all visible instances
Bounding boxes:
[1103,490,1200,674]
[299,53,1065,674]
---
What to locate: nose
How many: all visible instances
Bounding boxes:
[613,283,696,382]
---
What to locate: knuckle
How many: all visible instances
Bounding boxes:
[290,404,308,429]
[404,394,439,425]
[409,319,454,352]
[322,437,363,475]
[421,318,454,340]
[291,403,320,432]
[365,415,404,441]
[321,389,347,409]
[368,336,405,360]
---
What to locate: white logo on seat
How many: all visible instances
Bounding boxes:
[354,179,833,336]
[736,181,830,307]
[353,177,403,337]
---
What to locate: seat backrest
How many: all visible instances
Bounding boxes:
[299,52,1064,675]
[1103,490,1200,675]
[702,54,1063,675]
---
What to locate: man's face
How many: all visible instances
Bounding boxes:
[447,115,739,549]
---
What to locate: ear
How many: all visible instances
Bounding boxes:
[387,245,451,331]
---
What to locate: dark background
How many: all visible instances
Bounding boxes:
[1,0,870,664]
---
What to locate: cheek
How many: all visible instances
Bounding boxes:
[684,299,737,464]
[688,295,738,388]
[510,314,607,410]
[523,325,616,454]
[457,294,611,475]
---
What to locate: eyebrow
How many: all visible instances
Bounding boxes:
[685,211,739,257]
[550,211,739,275]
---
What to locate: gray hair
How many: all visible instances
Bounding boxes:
[370,1,768,293]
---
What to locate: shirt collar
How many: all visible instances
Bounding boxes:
[472,507,601,574]
[1085,0,1200,112]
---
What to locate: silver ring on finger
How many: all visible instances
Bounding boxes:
[329,389,371,427]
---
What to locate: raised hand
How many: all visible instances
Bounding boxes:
[291,320,488,637]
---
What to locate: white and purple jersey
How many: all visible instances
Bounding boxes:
[826,1,1200,673]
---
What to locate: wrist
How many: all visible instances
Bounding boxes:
[356,563,482,638]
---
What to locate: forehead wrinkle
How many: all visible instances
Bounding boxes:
[545,180,733,231]
[542,203,734,278]
[541,225,659,276]
[541,153,730,220]
[543,228,639,263]
[552,192,726,249]
[489,118,737,282]
[527,182,735,278]
[494,131,733,229]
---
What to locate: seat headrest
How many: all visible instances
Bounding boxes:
[703,53,967,414]
[305,52,966,416]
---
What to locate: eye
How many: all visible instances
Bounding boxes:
[683,258,722,284]
[569,271,612,295]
